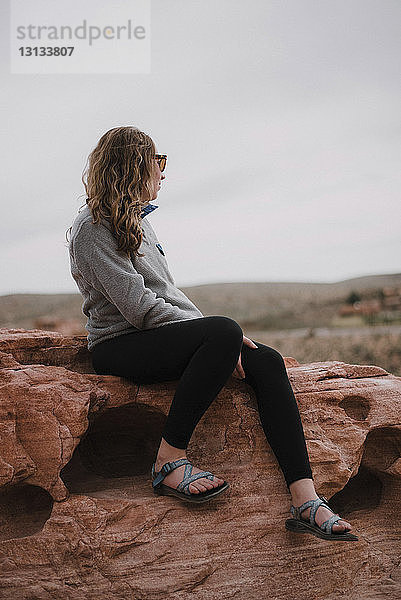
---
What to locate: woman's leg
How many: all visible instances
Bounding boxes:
[240,341,313,488]
[91,316,244,493]
[240,340,353,532]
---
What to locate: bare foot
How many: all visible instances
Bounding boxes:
[154,457,225,494]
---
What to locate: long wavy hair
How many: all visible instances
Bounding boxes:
[66,126,157,258]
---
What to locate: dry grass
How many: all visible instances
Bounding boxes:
[244,328,401,377]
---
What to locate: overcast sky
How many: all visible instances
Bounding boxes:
[1,0,400,295]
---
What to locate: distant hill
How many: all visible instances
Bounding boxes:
[1,272,400,332]
[186,273,401,329]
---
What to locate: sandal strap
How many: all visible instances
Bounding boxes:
[290,499,317,520]
[290,494,345,533]
[177,470,214,494]
[151,458,190,488]
[321,514,342,534]
[290,497,332,526]
[310,498,328,526]
[183,462,193,481]
[151,459,215,495]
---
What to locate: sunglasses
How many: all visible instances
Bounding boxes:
[155,153,167,172]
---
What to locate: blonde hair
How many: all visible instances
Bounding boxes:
[66,126,157,258]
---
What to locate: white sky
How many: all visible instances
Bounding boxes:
[1,0,400,294]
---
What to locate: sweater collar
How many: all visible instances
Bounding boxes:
[84,201,158,220]
[141,203,159,218]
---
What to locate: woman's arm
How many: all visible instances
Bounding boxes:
[72,220,196,330]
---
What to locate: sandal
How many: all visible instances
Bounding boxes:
[285,495,359,541]
[151,458,229,503]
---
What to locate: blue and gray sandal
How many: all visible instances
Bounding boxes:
[151,458,229,503]
[285,495,358,541]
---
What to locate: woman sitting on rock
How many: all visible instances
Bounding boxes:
[67,126,357,542]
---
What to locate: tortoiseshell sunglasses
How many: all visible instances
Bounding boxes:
[155,154,167,172]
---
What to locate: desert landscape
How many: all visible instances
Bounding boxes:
[1,272,400,376]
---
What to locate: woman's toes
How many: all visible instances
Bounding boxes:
[189,483,200,493]
[333,519,352,532]
[197,483,209,492]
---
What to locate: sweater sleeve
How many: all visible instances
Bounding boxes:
[72,221,193,330]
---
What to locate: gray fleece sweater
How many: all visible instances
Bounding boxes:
[68,203,204,351]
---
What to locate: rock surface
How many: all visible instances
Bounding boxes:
[0,327,400,600]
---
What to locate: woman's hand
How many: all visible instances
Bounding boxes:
[232,335,258,379]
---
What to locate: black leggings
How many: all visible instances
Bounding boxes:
[91,316,313,488]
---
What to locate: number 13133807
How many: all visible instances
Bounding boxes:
[18,47,74,56]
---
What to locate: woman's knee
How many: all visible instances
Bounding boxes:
[263,345,286,366]
[203,315,243,345]
[245,343,287,372]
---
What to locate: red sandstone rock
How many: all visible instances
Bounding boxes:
[0,328,400,599]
